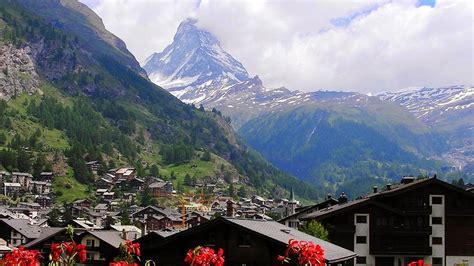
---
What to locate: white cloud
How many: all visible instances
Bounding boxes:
[85,0,473,93]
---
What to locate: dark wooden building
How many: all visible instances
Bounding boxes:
[140,216,356,266]
[300,177,474,266]
[149,181,173,197]
[77,230,125,265]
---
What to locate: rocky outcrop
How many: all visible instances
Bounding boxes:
[0,42,39,100]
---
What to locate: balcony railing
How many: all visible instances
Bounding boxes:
[371,225,431,235]
[370,244,432,255]
[402,205,432,215]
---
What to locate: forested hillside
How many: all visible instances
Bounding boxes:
[0,0,322,202]
[239,105,446,197]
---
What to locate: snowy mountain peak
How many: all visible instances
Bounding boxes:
[249,75,263,87]
[378,85,474,121]
[143,18,249,91]
[175,18,198,39]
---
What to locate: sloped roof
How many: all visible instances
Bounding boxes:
[0,219,44,239]
[110,225,142,235]
[149,182,168,188]
[3,183,21,187]
[301,177,474,220]
[146,217,356,263]
[225,218,356,263]
[23,227,66,248]
[94,204,108,210]
[86,230,125,248]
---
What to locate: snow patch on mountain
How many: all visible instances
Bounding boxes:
[378,85,474,121]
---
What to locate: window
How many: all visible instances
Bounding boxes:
[356,215,367,224]
[86,239,95,247]
[289,221,299,228]
[356,236,367,244]
[432,217,442,225]
[432,196,443,205]
[86,252,94,261]
[432,257,443,266]
[432,237,443,245]
[238,234,251,247]
[356,256,367,264]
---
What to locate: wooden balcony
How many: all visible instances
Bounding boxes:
[402,205,432,215]
[370,235,431,255]
[371,225,431,235]
[327,224,355,234]
[370,244,432,255]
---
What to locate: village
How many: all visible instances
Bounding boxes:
[0,162,472,265]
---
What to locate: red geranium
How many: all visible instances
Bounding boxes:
[49,241,87,265]
[408,260,430,266]
[277,239,325,266]
[112,240,142,265]
[2,247,41,266]
[184,246,224,266]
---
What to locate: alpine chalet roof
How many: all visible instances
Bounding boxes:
[301,177,474,220]
[145,216,356,263]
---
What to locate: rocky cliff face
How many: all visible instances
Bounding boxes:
[0,42,39,100]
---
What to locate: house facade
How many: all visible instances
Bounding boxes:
[140,216,356,266]
[300,177,474,266]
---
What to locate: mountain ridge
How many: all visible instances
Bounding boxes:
[142,19,472,196]
[0,0,322,201]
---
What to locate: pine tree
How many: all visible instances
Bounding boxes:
[32,153,46,178]
[121,205,131,225]
[141,184,152,207]
[238,186,247,198]
[17,149,31,172]
[150,164,159,177]
[0,132,6,145]
[184,173,192,186]
[228,183,235,197]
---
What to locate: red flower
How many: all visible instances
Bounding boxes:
[4,247,41,266]
[277,239,325,266]
[408,260,430,266]
[50,242,61,262]
[184,246,225,266]
[64,242,74,256]
[125,241,141,257]
[78,248,87,263]
[48,241,87,264]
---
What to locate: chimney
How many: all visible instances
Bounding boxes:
[226,200,235,217]
[140,222,146,237]
[401,176,415,185]
[121,229,127,240]
[338,192,348,204]
[386,183,392,190]
[373,186,378,193]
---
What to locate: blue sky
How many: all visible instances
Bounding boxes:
[417,0,436,7]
